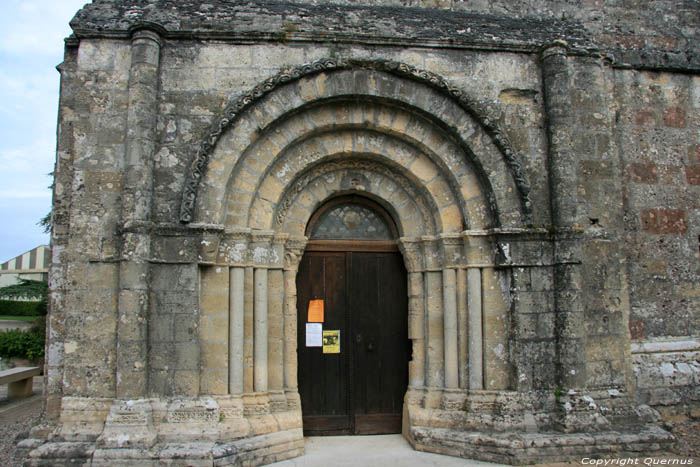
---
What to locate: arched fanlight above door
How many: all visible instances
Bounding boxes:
[305,196,399,251]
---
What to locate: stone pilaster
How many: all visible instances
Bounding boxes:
[541,41,586,389]
[283,237,307,399]
[116,28,162,398]
[46,42,80,420]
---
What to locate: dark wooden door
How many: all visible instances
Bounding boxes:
[297,250,408,435]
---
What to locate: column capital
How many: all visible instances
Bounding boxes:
[283,236,307,271]
[438,233,464,268]
[462,233,492,265]
[398,237,423,272]
[218,229,251,265]
[540,39,569,59]
[129,26,164,47]
[250,230,275,267]
[420,236,440,270]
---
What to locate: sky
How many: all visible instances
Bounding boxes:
[0,1,89,263]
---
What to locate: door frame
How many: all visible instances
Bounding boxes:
[297,195,408,435]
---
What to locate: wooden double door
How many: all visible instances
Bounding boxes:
[297,249,409,435]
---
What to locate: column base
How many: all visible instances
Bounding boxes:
[25,394,304,466]
[403,387,674,464]
[27,429,304,467]
[406,425,673,464]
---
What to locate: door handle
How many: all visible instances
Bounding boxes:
[356,334,362,343]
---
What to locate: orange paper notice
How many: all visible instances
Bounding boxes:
[308,299,324,323]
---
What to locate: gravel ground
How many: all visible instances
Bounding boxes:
[0,406,44,467]
[669,420,700,458]
[0,376,45,467]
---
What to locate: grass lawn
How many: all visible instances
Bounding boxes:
[0,315,39,322]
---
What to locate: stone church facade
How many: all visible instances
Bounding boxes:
[27,0,698,465]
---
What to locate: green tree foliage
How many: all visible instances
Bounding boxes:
[38,211,52,234]
[0,279,48,300]
[0,317,45,360]
[0,300,45,316]
[0,280,48,316]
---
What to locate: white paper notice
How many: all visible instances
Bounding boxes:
[306,323,323,347]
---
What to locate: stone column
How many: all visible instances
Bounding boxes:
[116,28,162,399]
[243,266,255,393]
[252,232,274,393]
[541,41,585,389]
[229,267,245,394]
[457,269,468,389]
[267,237,286,392]
[439,234,462,389]
[422,237,443,399]
[254,267,268,392]
[399,238,425,388]
[464,233,486,390]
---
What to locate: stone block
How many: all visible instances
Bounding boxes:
[86,263,119,291]
[640,208,687,234]
[173,370,199,396]
[151,264,198,292]
[174,315,199,342]
[629,163,660,184]
[663,107,686,128]
[410,154,439,182]
[200,292,228,319]
[200,265,229,291]
[685,166,700,185]
[440,204,464,233]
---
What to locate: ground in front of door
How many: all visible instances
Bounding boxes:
[269,434,700,467]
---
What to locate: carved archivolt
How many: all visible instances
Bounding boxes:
[272,158,438,235]
[180,58,532,224]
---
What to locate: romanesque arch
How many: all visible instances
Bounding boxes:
[190,60,526,441]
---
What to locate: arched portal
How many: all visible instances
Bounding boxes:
[191,60,523,457]
[297,196,408,435]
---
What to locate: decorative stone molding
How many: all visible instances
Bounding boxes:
[398,238,424,273]
[283,237,307,272]
[420,236,441,271]
[217,229,251,266]
[270,233,288,269]
[273,158,438,234]
[180,58,532,224]
[438,233,464,268]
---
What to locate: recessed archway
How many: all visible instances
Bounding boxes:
[297,195,408,435]
[192,60,520,458]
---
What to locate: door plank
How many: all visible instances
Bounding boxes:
[297,250,408,435]
[297,252,351,434]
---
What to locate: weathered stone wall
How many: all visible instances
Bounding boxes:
[30,1,698,465]
[615,69,699,339]
[615,68,700,417]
